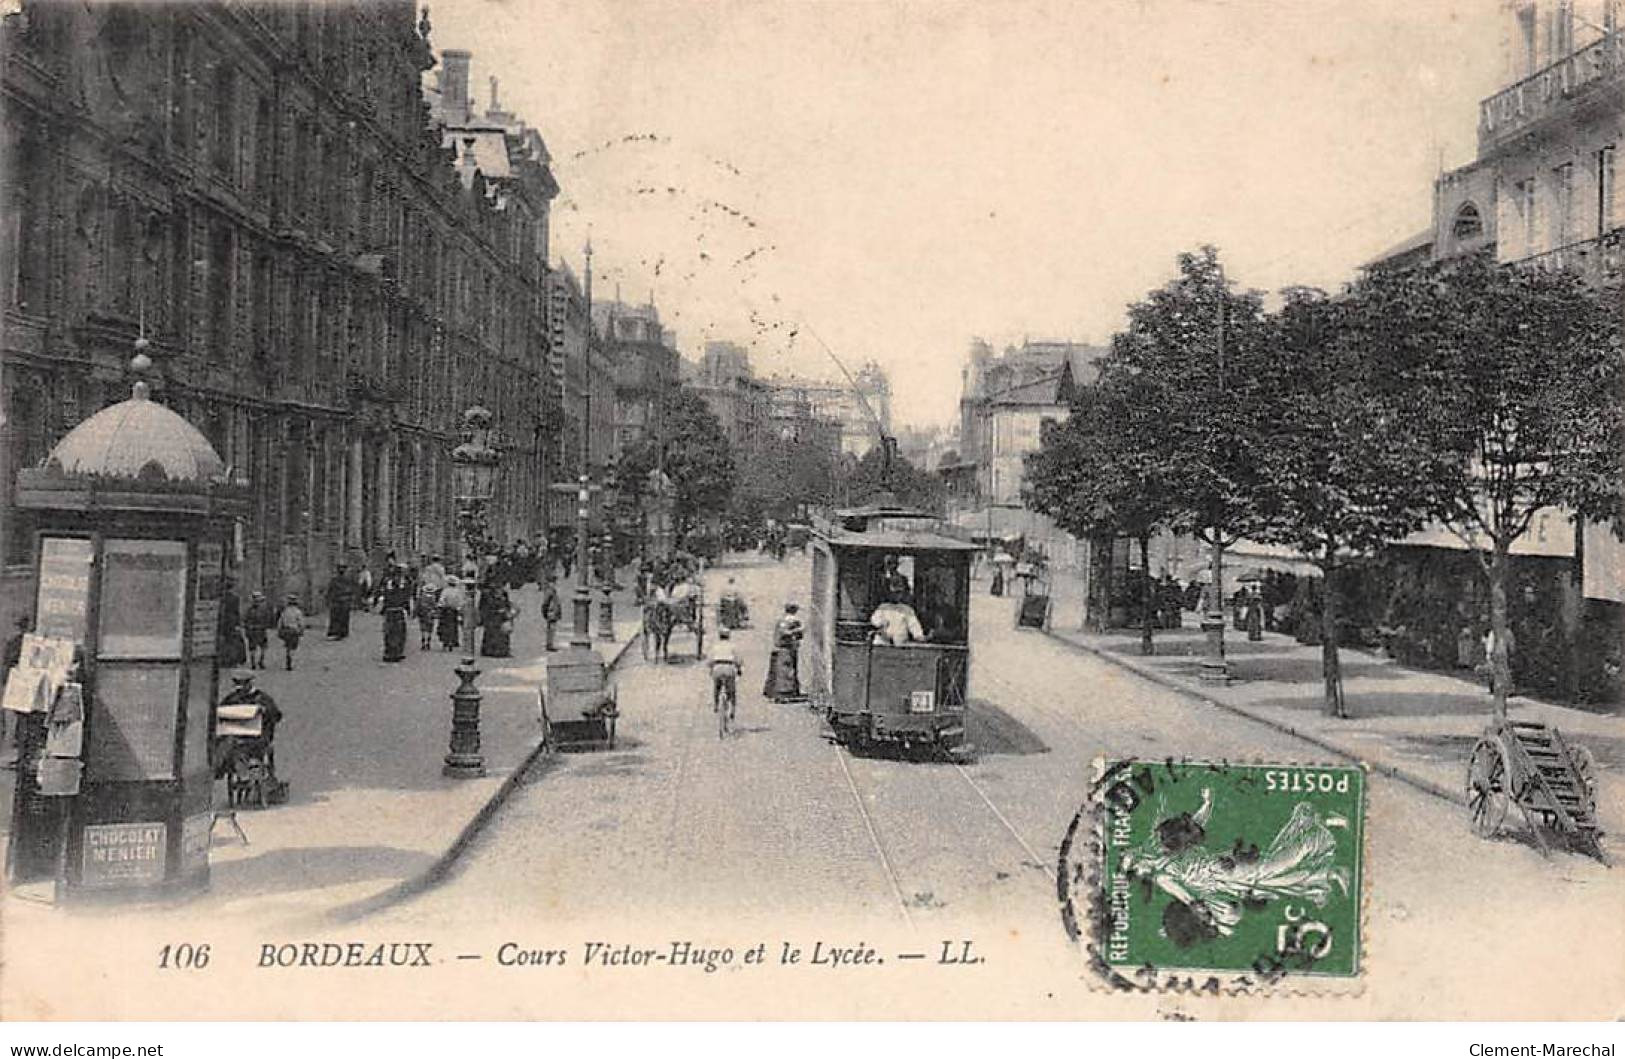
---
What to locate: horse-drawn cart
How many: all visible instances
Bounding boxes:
[643,583,705,662]
[1466,719,1605,863]
[539,649,619,751]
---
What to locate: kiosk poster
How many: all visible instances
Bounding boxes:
[34,536,92,642]
[98,539,187,659]
[191,540,225,658]
[80,822,167,889]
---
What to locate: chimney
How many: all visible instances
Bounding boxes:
[441,49,472,122]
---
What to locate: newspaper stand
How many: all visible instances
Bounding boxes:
[1466,719,1606,863]
[5,366,249,902]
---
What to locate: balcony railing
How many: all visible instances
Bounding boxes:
[1480,31,1625,151]
[1515,227,1625,287]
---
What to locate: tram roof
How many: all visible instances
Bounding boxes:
[816,506,980,553]
[819,527,981,553]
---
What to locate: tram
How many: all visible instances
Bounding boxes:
[807,501,977,754]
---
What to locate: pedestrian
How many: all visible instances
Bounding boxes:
[379,563,413,663]
[1245,586,1264,642]
[421,554,447,597]
[540,577,562,651]
[354,562,375,614]
[276,595,305,671]
[243,590,276,669]
[511,540,531,591]
[217,576,247,668]
[437,576,466,652]
[325,563,356,640]
[416,576,440,650]
[1480,624,1517,696]
[479,580,515,658]
[764,603,805,702]
[2,615,31,763]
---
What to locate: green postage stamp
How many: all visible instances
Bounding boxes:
[1062,759,1366,991]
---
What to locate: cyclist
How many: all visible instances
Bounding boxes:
[709,627,743,730]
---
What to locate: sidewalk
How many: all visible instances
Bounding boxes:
[1040,618,1625,851]
[0,571,643,926]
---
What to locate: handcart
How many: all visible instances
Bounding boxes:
[539,650,619,751]
[1466,719,1606,863]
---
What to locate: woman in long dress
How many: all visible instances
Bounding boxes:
[479,583,514,658]
[764,603,804,701]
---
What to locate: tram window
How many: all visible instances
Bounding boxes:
[916,557,966,644]
[876,554,915,603]
[836,560,872,621]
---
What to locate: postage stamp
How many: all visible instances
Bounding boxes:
[1059,759,1367,993]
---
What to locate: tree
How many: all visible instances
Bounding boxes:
[1251,287,1445,717]
[1105,247,1280,652]
[1025,370,1184,654]
[1362,252,1625,720]
[733,425,838,522]
[618,384,737,538]
[844,443,943,512]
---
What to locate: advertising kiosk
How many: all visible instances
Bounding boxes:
[5,365,248,903]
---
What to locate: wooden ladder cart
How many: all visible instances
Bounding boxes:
[1466,720,1607,864]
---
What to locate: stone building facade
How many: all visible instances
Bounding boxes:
[593,299,679,455]
[0,1,558,616]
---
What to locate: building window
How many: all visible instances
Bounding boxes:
[208,223,233,360]
[1514,177,1538,255]
[254,95,273,206]
[1598,145,1616,235]
[170,209,190,341]
[1452,202,1484,243]
[1552,162,1575,247]
[213,65,236,180]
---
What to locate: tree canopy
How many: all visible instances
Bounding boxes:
[617,384,736,531]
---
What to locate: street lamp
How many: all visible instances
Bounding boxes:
[445,405,500,778]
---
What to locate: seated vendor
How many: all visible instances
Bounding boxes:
[871,590,925,646]
[214,669,283,777]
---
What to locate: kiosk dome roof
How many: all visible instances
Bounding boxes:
[44,382,224,484]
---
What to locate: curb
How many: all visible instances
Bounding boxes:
[323,628,644,925]
[1038,627,1466,809]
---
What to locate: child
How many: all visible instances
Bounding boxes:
[276,594,306,671]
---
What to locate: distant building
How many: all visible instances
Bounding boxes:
[762,361,891,457]
[689,340,769,452]
[593,299,680,455]
[955,338,1106,507]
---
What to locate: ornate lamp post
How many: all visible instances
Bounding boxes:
[445,406,500,778]
[597,530,616,641]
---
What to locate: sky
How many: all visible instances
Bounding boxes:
[428,0,1508,430]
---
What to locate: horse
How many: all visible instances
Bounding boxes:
[643,598,675,662]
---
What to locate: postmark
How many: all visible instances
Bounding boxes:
[1058,758,1366,993]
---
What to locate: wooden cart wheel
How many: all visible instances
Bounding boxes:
[1467,736,1512,838]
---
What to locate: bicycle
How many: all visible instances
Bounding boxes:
[712,666,738,739]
